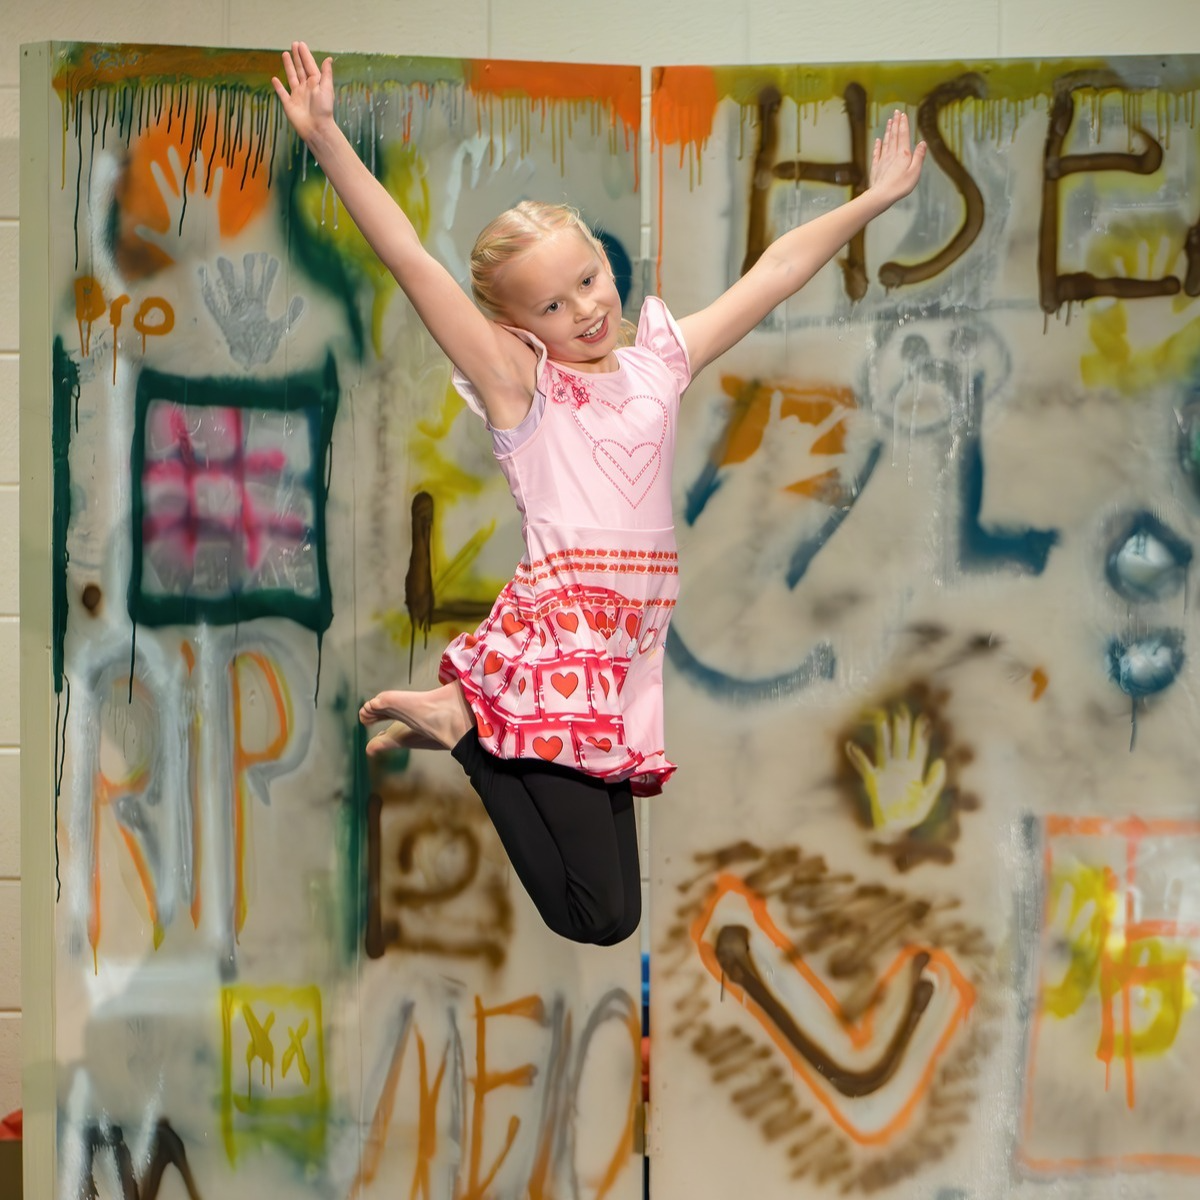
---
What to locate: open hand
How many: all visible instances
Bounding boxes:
[869,111,927,206]
[845,703,946,836]
[271,40,335,142]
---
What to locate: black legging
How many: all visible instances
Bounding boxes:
[452,730,642,946]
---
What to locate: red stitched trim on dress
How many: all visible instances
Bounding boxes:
[521,547,678,567]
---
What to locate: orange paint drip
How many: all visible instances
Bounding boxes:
[465,60,640,141]
[652,67,718,292]
[1030,667,1048,700]
[651,66,718,153]
[114,101,272,281]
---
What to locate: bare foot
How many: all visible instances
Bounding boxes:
[359,682,473,751]
[365,722,444,756]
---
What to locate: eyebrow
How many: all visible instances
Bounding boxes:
[532,257,601,309]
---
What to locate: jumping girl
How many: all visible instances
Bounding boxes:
[274,42,926,946]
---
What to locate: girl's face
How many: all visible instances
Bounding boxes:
[497,228,622,372]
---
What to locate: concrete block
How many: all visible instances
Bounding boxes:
[0,491,15,617]
[0,357,15,486]
[0,90,17,221]
[0,753,17,879]
[0,623,17,746]
[0,883,19,1009]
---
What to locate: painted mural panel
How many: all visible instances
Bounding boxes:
[41,43,642,1200]
[651,60,1200,1199]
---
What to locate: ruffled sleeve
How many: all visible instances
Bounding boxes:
[635,296,692,393]
[451,326,551,453]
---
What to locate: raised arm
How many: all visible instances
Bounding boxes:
[272,42,536,427]
[676,111,927,376]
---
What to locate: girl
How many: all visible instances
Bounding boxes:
[274,42,926,946]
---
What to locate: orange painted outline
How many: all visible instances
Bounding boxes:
[689,873,974,1147]
[1019,815,1200,1175]
[89,676,157,964]
[230,651,292,936]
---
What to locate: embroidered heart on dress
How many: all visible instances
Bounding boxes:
[501,612,526,638]
[572,392,668,508]
[483,652,504,675]
[518,678,527,695]
[551,673,578,698]
[586,736,613,752]
[624,613,640,638]
[555,611,579,634]
[533,736,563,761]
[477,716,494,738]
[599,676,611,698]
[593,441,661,507]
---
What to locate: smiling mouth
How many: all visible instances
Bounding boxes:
[578,315,608,343]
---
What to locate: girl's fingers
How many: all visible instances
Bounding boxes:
[281,49,300,91]
[297,40,322,78]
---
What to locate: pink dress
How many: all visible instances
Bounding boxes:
[438,297,690,797]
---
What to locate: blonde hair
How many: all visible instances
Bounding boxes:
[470,200,634,342]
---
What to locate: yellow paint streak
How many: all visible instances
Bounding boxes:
[1100,939,1191,1060]
[1043,863,1117,1020]
[1081,302,1200,394]
[294,143,431,356]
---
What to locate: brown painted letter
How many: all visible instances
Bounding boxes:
[742,84,869,301]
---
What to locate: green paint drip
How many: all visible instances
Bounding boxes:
[289,143,430,359]
[51,337,78,695]
[336,696,371,967]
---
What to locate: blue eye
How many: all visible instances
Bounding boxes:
[545,301,560,313]
[582,275,594,287]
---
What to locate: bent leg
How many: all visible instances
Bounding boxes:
[452,732,639,945]
[593,783,641,947]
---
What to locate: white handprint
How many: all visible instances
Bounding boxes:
[200,253,305,368]
[134,145,225,264]
[845,703,947,836]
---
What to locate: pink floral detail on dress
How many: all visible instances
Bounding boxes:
[549,368,594,408]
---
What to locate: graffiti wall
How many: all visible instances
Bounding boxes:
[38,42,643,1199]
[651,60,1200,1199]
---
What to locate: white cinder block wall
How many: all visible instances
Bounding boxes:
[4,0,1199,1119]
